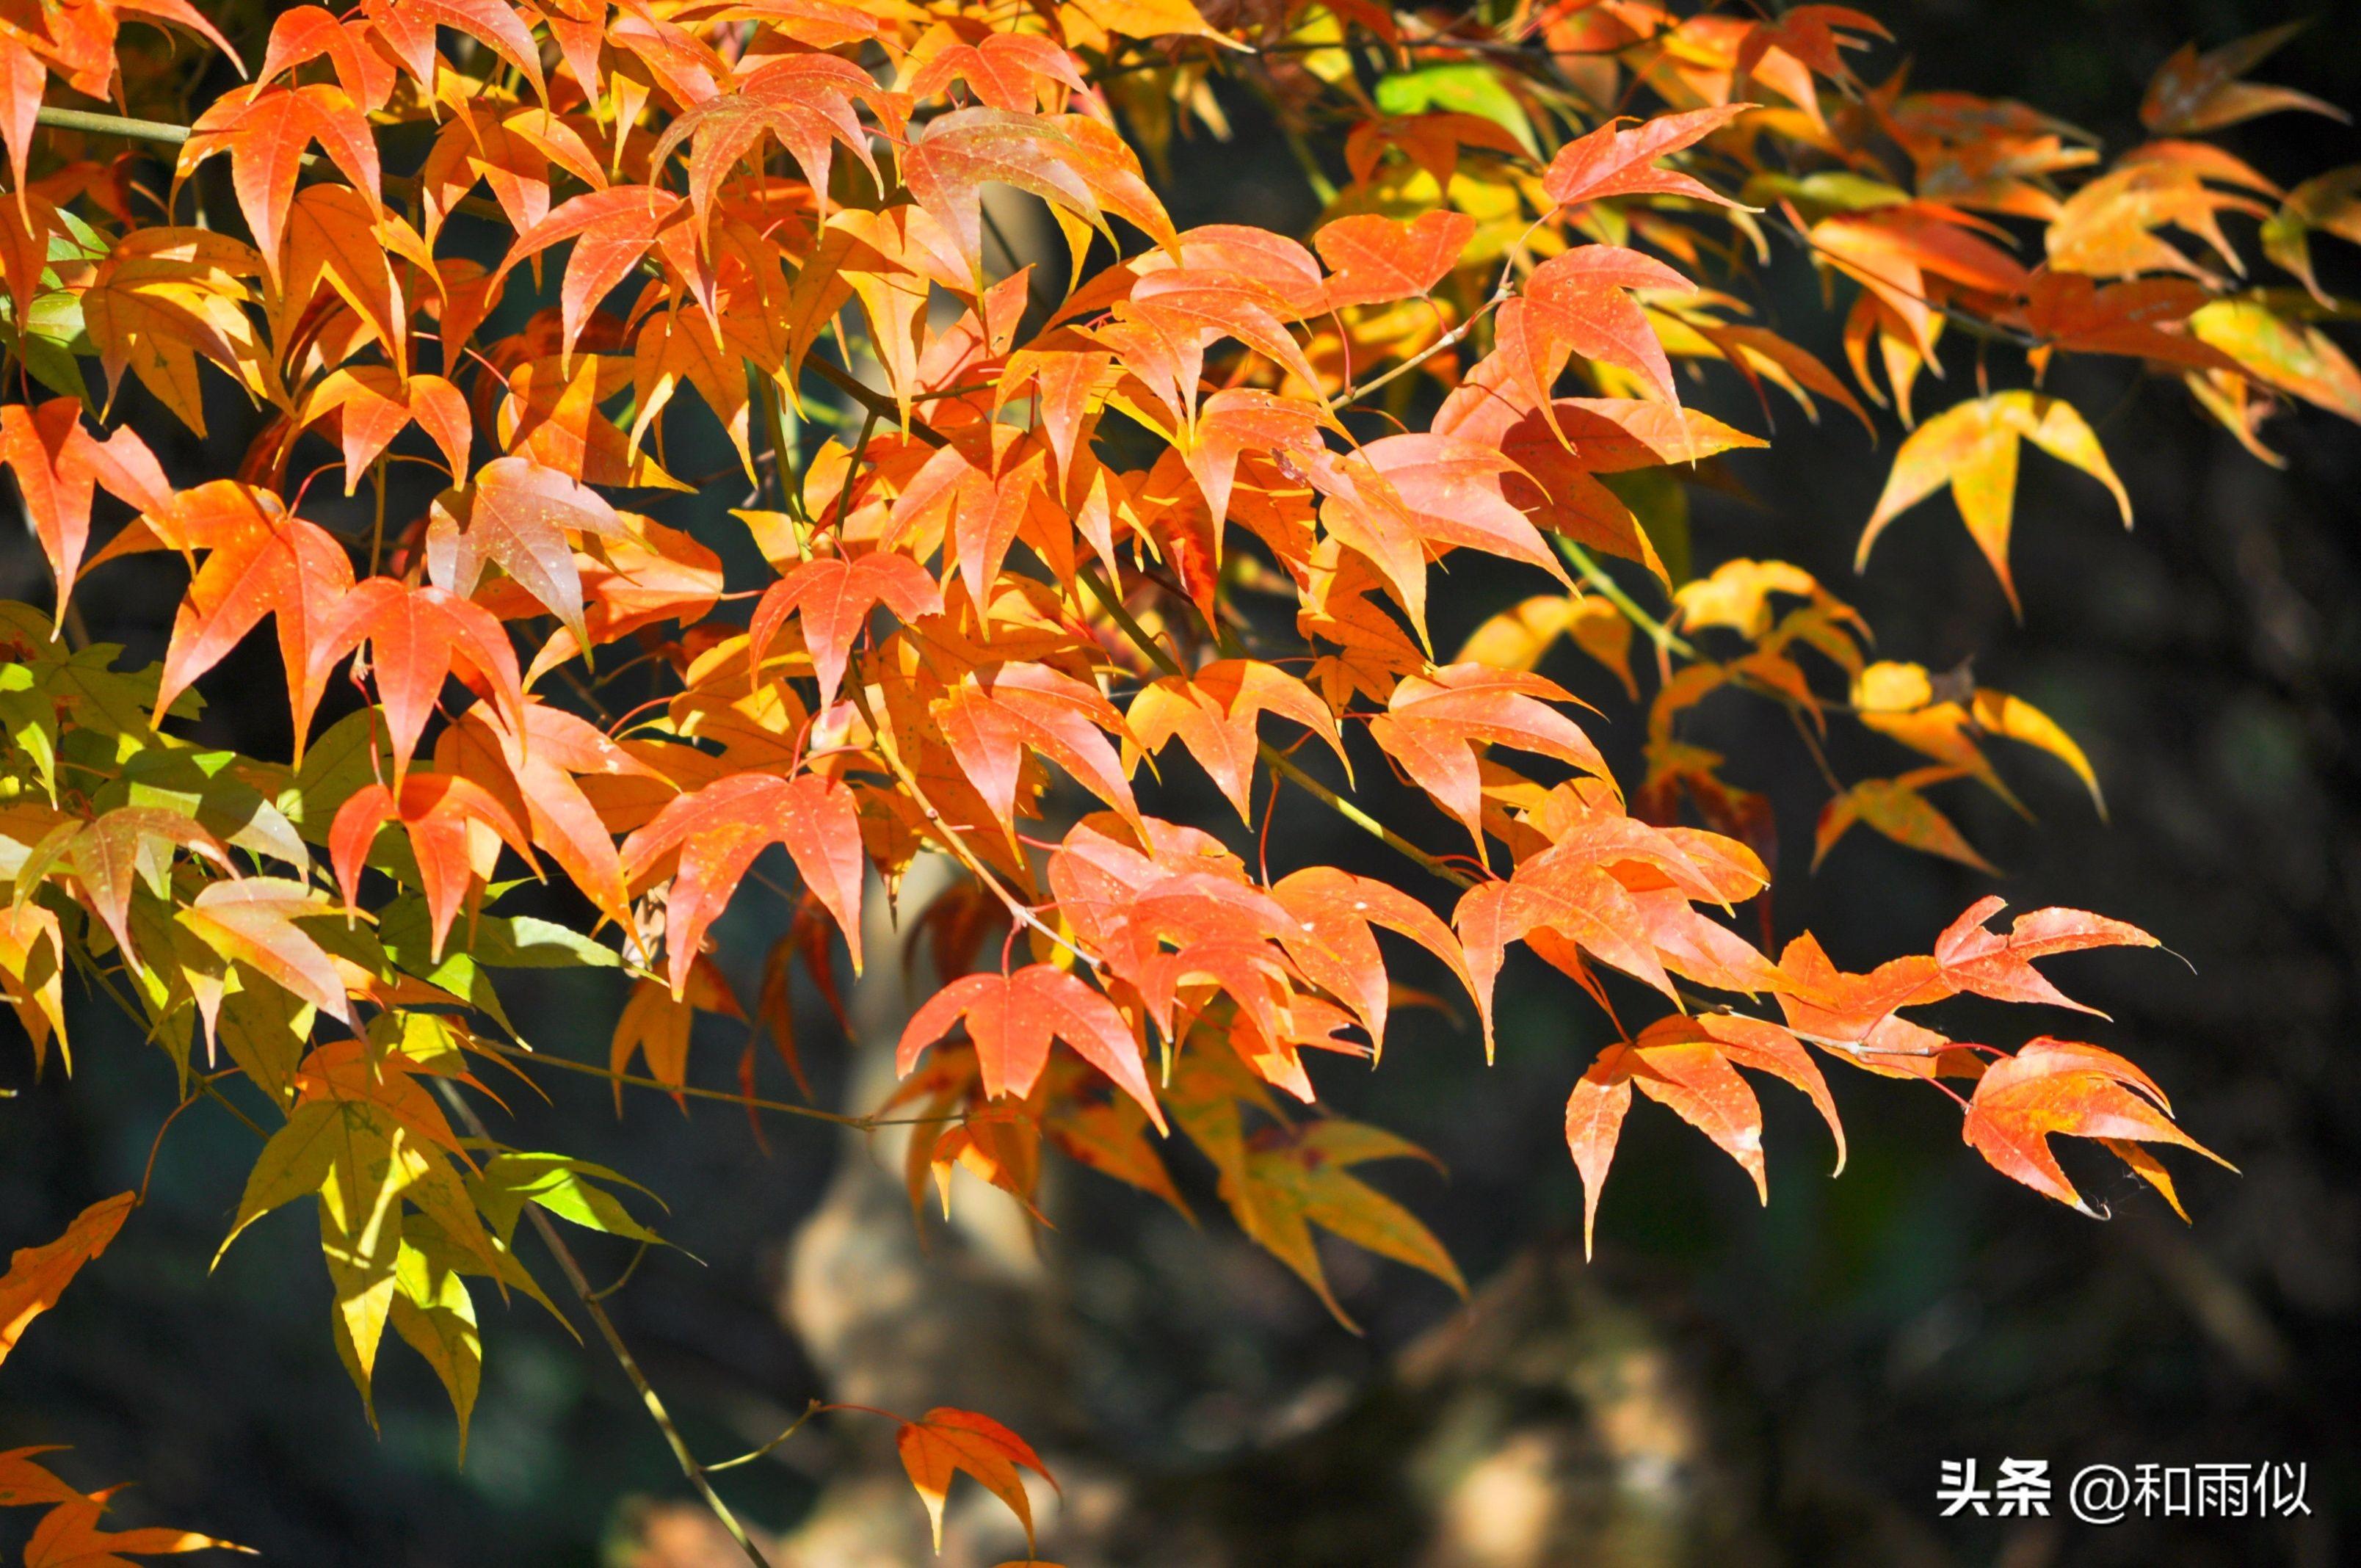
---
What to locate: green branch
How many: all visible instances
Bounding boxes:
[33,106,190,145]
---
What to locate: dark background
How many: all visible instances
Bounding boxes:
[2,1,2357,1563]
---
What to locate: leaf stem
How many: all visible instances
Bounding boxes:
[703,1399,824,1473]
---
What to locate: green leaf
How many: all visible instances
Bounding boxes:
[1741,170,1912,217]
[317,1110,432,1415]
[0,669,59,802]
[216,977,315,1109]
[48,205,109,264]
[17,327,92,411]
[219,1100,346,1258]
[1599,468,1692,585]
[402,1183,570,1329]
[1374,64,1538,156]
[120,747,309,868]
[369,897,516,1034]
[283,711,391,842]
[468,1153,666,1246]
[479,915,623,968]
[390,1235,483,1456]
[44,646,176,758]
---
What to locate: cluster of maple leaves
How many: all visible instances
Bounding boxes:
[0,0,2352,1556]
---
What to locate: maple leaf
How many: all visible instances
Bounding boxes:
[2139,23,2348,135]
[1125,659,1344,820]
[1856,391,2130,616]
[1455,854,1676,1056]
[937,661,1141,834]
[878,427,1049,609]
[1813,768,1995,873]
[1805,207,2030,361]
[1697,322,1877,436]
[894,1407,1059,1553]
[295,369,468,495]
[620,772,866,998]
[1167,386,1328,548]
[1169,1081,1464,1329]
[1454,592,1637,696]
[1736,5,1889,86]
[902,106,1177,283]
[1065,0,1233,46]
[127,482,356,747]
[81,229,271,438]
[1541,104,1754,210]
[2188,299,2361,426]
[650,52,890,233]
[1267,866,1476,1055]
[0,1446,84,1508]
[1313,210,1479,310]
[417,104,609,243]
[10,805,235,978]
[0,1192,133,1369]
[1499,244,1697,416]
[898,964,1164,1129]
[330,774,534,962]
[254,6,395,112]
[1931,896,2158,1011]
[308,579,528,790]
[0,400,167,628]
[174,877,354,1028]
[612,962,744,1106]
[747,551,943,711]
[906,29,1089,113]
[21,1494,253,1564]
[278,181,417,372]
[177,82,380,281]
[1962,1037,2230,1213]
[1850,661,2106,818]
[2046,156,2273,284]
[442,703,659,938]
[2017,272,2233,373]
[291,1037,471,1159]
[425,456,627,651]
[488,188,688,365]
[1370,664,1610,852]
[1565,1015,1844,1256]
[2260,166,2361,308]
[628,307,753,477]
[1361,431,1574,587]
[0,901,70,1072]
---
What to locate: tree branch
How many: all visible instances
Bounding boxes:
[432,1080,778,1568]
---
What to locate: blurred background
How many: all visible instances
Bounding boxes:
[2,1,2357,1564]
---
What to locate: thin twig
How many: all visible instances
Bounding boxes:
[704,1399,825,1473]
[431,1079,778,1568]
[1262,743,1476,889]
[471,1039,882,1127]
